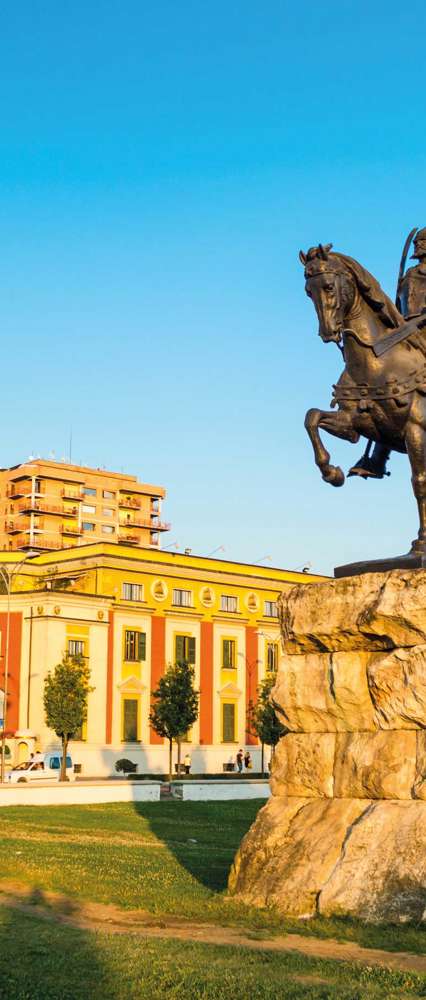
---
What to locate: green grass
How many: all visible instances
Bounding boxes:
[2,800,426,957]
[1,906,426,1000]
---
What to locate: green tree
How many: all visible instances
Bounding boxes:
[43,654,92,781]
[149,661,199,780]
[247,672,287,775]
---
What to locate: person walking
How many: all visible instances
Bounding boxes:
[184,752,191,775]
[244,750,252,770]
[236,749,244,774]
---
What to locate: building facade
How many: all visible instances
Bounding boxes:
[0,543,328,775]
[0,459,168,553]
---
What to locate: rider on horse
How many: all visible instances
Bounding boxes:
[349,227,426,480]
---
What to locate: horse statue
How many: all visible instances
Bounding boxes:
[302,243,426,575]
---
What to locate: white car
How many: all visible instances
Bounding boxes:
[7,752,75,783]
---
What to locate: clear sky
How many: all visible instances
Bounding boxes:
[1,1,425,575]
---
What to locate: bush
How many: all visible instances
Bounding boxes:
[115,758,138,774]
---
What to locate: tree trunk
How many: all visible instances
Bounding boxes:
[168,738,173,781]
[177,737,182,773]
[261,741,265,777]
[60,736,68,782]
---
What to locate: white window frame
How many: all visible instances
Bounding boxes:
[122,582,144,602]
[220,594,238,613]
[172,588,192,607]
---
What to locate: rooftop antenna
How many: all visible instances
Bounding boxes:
[69,428,73,463]
[291,560,312,573]
[207,545,225,557]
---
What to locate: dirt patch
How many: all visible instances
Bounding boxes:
[1,880,426,976]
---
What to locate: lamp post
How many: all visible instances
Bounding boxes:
[0,549,39,783]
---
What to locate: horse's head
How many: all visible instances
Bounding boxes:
[300,244,356,345]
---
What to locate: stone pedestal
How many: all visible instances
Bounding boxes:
[229,570,426,923]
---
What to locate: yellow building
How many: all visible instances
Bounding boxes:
[0,543,328,774]
[0,458,168,553]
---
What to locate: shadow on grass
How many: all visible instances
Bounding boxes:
[131,798,262,894]
[0,894,119,1000]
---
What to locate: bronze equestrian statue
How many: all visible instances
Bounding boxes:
[302,229,426,576]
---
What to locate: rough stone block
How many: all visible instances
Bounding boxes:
[272,650,376,732]
[279,570,426,653]
[368,645,426,729]
[270,733,335,798]
[229,797,371,918]
[319,801,426,923]
[333,731,416,799]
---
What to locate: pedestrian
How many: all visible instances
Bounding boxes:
[244,750,252,770]
[236,748,244,774]
[184,752,191,775]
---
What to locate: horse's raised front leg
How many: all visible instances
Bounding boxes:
[305,407,360,487]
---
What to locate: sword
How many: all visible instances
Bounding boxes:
[373,312,426,358]
[396,226,418,312]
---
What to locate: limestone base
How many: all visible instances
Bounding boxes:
[229,796,426,923]
[229,570,426,923]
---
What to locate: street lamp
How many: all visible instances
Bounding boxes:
[0,549,39,783]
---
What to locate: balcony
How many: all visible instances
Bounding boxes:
[118,533,140,545]
[120,517,171,531]
[62,486,83,500]
[9,534,63,551]
[4,518,32,534]
[61,523,82,536]
[7,481,32,499]
[118,496,141,510]
[17,500,79,517]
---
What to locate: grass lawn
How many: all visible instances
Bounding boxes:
[1,907,426,1000]
[2,800,426,998]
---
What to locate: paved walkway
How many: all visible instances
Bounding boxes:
[1,881,426,976]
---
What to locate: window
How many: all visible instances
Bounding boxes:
[220,595,237,613]
[82,504,96,515]
[222,639,236,669]
[68,639,85,658]
[150,533,159,546]
[123,699,138,742]
[172,588,192,607]
[102,507,114,517]
[34,478,42,493]
[175,634,196,664]
[267,642,279,672]
[103,490,115,499]
[102,524,115,534]
[222,703,236,743]
[83,487,96,496]
[124,630,146,661]
[264,600,279,618]
[82,522,95,532]
[122,582,143,602]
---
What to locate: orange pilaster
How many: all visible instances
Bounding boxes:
[150,615,166,744]
[0,612,23,732]
[199,621,213,744]
[106,610,114,744]
[245,625,259,745]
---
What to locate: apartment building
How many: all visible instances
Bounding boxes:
[0,542,329,775]
[0,459,168,553]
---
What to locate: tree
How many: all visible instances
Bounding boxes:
[149,661,199,780]
[247,672,287,775]
[43,654,92,781]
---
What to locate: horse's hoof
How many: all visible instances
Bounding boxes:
[322,465,345,487]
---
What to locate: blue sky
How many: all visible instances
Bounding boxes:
[1,1,425,574]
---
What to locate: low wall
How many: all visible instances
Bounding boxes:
[180,781,270,801]
[0,779,269,807]
[0,781,160,807]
